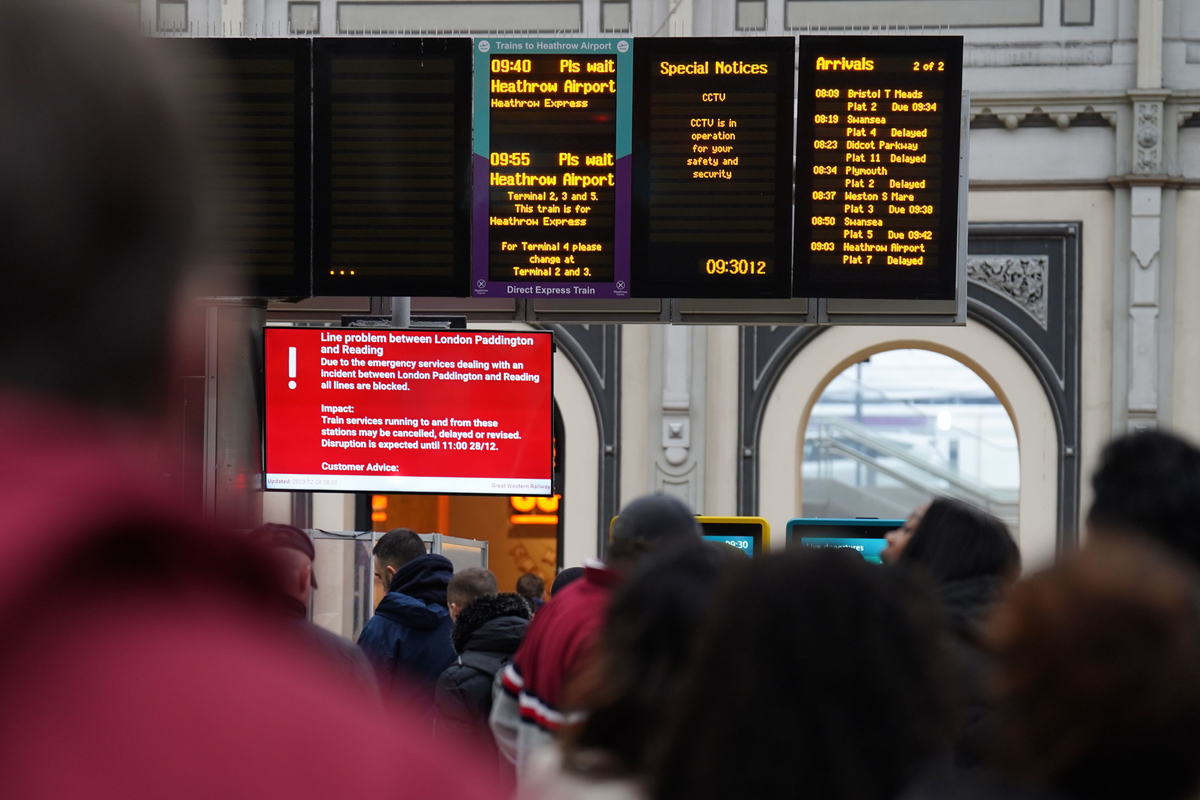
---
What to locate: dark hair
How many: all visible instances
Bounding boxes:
[651,548,956,800]
[564,542,726,778]
[989,538,1200,800]
[551,567,586,596]
[447,567,498,609]
[1088,430,1200,567]
[373,528,426,571]
[899,497,1020,584]
[608,494,702,569]
[515,572,545,601]
[0,0,199,414]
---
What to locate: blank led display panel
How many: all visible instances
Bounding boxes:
[794,36,963,300]
[313,39,473,297]
[631,37,795,299]
[171,38,312,298]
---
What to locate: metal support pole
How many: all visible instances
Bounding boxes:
[391,296,411,328]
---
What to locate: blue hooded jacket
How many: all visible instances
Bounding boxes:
[357,553,456,704]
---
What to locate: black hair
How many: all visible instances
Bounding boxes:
[551,567,586,596]
[608,494,702,568]
[899,497,1020,584]
[373,528,426,571]
[651,548,957,800]
[564,542,726,778]
[0,0,199,414]
[447,567,498,609]
[515,572,545,601]
[1088,430,1200,567]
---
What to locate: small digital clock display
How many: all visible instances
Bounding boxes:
[630,37,795,299]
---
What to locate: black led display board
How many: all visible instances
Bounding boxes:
[794,36,963,300]
[174,38,312,298]
[313,38,472,297]
[630,37,795,299]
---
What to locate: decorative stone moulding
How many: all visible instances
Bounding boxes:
[966,255,1048,329]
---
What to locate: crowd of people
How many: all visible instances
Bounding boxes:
[6,1,1200,797]
[247,435,1200,800]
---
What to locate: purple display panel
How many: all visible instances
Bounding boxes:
[471,38,632,300]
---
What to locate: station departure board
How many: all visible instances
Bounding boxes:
[631,38,795,299]
[313,39,472,297]
[794,36,963,300]
[472,38,633,300]
[175,38,312,298]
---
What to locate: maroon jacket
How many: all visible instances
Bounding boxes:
[0,396,503,799]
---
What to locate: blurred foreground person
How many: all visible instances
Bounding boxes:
[0,2,500,797]
[1087,429,1200,566]
[909,539,1200,800]
[492,494,703,780]
[249,524,378,701]
[437,568,531,744]
[897,498,1020,768]
[652,548,956,800]
[523,543,727,800]
[358,527,456,707]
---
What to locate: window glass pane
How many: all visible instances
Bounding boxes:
[601,1,631,32]
[802,349,1019,534]
[737,0,767,30]
[337,1,582,33]
[157,0,187,32]
[1062,0,1093,25]
[289,2,320,33]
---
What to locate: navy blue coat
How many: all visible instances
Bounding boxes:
[357,554,456,708]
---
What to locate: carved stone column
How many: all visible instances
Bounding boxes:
[649,325,706,512]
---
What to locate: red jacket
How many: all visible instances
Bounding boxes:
[0,396,503,799]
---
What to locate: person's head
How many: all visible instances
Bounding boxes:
[516,572,546,606]
[1088,430,1200,567]
[564,542,728,778]
[608,494,703,573]
[988,538,1200,800]
[651,548,956,800]
[551,566,586,596]
[897,497,1020,584]
[0,0,200,416]
[372,528,427,591]
[882,501,929,564]
[249,524,318,610]
[446,567,498,622]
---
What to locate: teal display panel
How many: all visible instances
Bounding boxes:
[472,38,633,300]
[786,518,904,565]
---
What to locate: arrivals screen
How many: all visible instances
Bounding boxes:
[264,327,554,495]
[631,38,795,299]
[174,38,312,298]
[312,39,472,297]
[794,36,963,300]
[472,39,633,300]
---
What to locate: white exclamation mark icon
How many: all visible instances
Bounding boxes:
[288,347,297,390]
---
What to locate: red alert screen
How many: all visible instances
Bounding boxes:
[264,327,554,495]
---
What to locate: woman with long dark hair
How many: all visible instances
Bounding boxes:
[650,548,957,800]
[897,497,1020,768]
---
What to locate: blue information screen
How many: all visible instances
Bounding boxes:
[703,534,755,557]
[801,537,887,564]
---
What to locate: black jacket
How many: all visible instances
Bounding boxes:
[357,554,456,709]
[435,593,531,740]
[939,575,1007,770]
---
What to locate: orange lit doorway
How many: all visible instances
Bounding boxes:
[356,404,565,596]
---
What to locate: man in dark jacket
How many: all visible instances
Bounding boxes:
[358,528,456,707]
[436,569,532,742]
